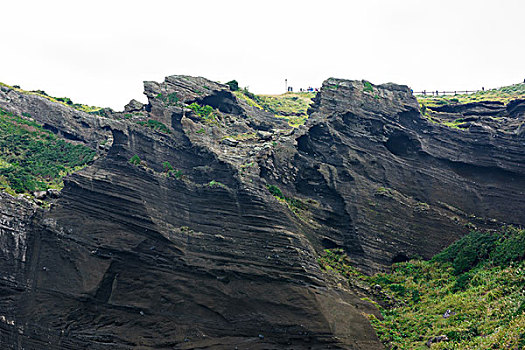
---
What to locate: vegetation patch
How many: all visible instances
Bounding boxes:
[129,155,142,166]
[233,90,264,110]
[318,248,365,280]
[136,119,171,133]
[441,118,467,130]
[0,108,96,196]
[207,180,227,189]
[162,161,173,173]
[363,81,374,93]
[225,132,256,141]
[267,184,307,212]
[253,92,315,116]
[155,92,179,105]
[1,82,103,114]
[162,161,182,179]
[188,103,218,123]
[226,80,239,91]
[416,83,525,107]
[319,227,525,349]
[275,114,308,128]
[233,89,315,127]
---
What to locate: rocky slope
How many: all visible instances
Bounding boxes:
[0,76,523,349]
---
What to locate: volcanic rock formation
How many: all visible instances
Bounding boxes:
[0,75,523,349]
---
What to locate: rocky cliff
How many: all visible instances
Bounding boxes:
[0,76,523,349]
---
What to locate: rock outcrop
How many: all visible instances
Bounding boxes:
[265,79,525,271]
[0,75,523,349]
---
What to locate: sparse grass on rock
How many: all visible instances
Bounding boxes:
[234,89,315,127]
[416,83,525,108]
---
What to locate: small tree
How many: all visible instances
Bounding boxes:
[162,161,174,173]
[226,80,239,91]
[129,154,141,166]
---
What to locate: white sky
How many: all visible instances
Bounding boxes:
[2,0,524,110]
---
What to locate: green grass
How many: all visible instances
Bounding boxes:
[253,92,315,116]
[156,92,179,105]
[1,82,104,114]
[161,161,183,178]
[267,184,307,212]
[136,119,171,133]
[363,81,374,93]
[274,114,309,128]
[129,155,141,166]
[0,108,96,196]
[234,89,315,127]
[319,227,525,349]
[233,90,264,110]
[416,83,525,108]
[416,83,525,130]
[207,180,227,189]
[441,118,467,130]
[223,132,256,141]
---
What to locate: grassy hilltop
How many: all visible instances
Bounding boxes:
[234,88,315,127]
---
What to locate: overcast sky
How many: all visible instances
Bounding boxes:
[2,0,523,110]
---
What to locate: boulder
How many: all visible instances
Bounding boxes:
[124,99,144,112]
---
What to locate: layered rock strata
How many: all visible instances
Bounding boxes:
[0,76,523,349]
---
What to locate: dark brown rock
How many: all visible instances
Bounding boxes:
[262,78,525,273]
[0,75,523,349]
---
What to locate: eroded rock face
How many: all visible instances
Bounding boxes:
[265,79,525,272]
[0,75,523,349]
[0,77,383,349]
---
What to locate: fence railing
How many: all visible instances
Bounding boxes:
[413,90,481,96]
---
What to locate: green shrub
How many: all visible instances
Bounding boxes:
[363,81,374,93]
[452,272,472,292]
[136,119,171,133]
[162,161,173,173]
[411,289,421,303]
[129,155,141,166]
[432,230,498,274]
[31,90,48,96]
[167,92,179,104]
[286,197,307,210]
[267,184,285,199]
[188,103,215,121]
[207,180,226,188]
[226,80,239,91]
[266,184,307,213]
[55,97,73,105]
[389,283,407,296]
[490,227,525,265]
